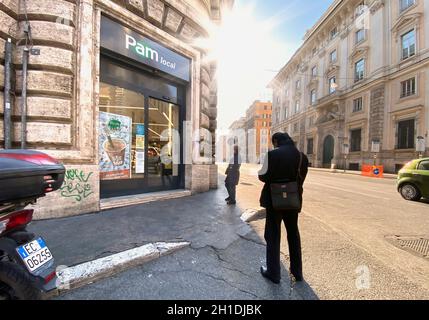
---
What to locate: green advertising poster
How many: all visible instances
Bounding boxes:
[99,111,132,180]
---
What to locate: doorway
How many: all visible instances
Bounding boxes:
[323,135,335,167]
[99,56,185,198]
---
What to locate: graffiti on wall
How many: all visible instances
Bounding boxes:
[60,169,94,202]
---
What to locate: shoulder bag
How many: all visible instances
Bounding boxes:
[269,152,303,211]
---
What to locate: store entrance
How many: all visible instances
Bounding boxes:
[99,56,185,198]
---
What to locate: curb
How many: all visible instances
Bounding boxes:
[50,241,190,297]
[308,167,397,179]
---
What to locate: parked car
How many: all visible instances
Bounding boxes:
[397,157,429,201]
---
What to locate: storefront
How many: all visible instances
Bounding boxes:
[0,0,228,219]
[99,16,190,198]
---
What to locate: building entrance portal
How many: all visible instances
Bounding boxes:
[323,135,335,167]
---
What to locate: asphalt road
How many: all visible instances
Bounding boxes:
[233,164,429,299]
[56,166,429,300]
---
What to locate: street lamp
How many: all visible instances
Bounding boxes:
[416,136,425,159]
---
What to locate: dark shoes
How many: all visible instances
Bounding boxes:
[260,266,280,284]
[225,197,231,202]
[227,201,236,205]
[290,273,304,282]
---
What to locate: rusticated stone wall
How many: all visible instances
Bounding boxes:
[0,0,76,149]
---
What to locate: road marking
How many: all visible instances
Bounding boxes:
[308,182,391,200]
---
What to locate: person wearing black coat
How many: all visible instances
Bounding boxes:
[225,145,241,205]
[258,132,309,284]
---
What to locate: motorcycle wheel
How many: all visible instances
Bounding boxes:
[0,261,42,300]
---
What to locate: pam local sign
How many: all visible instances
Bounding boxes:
[100,15,190,82]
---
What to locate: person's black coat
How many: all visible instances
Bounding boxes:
[225,153,241,186]
[258,140,309,210]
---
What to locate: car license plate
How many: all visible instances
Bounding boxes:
[16,238,53,273]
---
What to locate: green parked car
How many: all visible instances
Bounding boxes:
[397,158,429,201]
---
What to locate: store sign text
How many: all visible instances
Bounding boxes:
[125,35,177,70]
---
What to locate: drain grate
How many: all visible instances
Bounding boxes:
[397,238,429,257]
[388,236,429,258]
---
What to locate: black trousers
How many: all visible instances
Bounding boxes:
[264,208,302,279]
[225,181,236,202]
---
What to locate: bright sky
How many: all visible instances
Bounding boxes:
[213,0,334,131]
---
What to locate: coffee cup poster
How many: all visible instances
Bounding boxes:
[99,111,132,180]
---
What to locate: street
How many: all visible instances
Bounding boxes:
[51,167,429,300]
[235,165,429,299]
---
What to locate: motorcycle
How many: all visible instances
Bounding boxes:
[0,150,65,300]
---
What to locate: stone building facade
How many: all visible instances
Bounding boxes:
[1,0,233,219]
[270,0,429,173]
[245,100,272,164]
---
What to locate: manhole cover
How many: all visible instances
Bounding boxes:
[387,236,429,258]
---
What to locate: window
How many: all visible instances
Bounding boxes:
[400,77,416,98]
[397,119,415,149]
[350,129,362,152]
[285,88,289,97]
[329,77,337,94]
[355,59,365,82]
[311,66,317,77]
[310,90,317,105]
[307,138,314,155]
[330,27,338,40]
[296,80,301,90]
[330,50,337,63]
[418,161,429,171]
[356,29,365,44]
[309,116,314,126]
[353,97,363,112]
[401,30,416,60]
[295,100,300,113]
[400,0,415,12]
[284,107,289,120]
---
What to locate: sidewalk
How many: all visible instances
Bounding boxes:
[28,181,318,299]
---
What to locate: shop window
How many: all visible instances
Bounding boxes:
[99,83,146,181]
[397,119,415,149]
[350,129,362,152]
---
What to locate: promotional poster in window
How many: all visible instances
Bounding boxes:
[99,111,132,180]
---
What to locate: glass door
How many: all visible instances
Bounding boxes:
[99,82,147,197]
[146,97,182,191]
